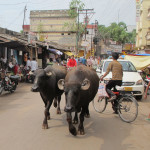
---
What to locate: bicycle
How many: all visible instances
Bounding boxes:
[93,84,139,123]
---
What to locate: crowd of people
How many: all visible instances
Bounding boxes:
[0,55,38,75]
[66,55,101,69]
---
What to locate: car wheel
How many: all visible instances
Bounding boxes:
[135,95,142,101]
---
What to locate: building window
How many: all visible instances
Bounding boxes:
[61,33,64,35]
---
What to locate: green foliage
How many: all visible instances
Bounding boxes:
[37,23,44,41]
[64,0,85,36]
[64,22,85,35]
[98,22,136,44]
[68,0,85,18]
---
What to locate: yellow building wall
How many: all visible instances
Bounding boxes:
[30,10,76,47]
[136,0,150,49]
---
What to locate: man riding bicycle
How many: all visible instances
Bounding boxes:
[100,52,123,101]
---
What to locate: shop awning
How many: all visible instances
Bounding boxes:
[124,55,150,70]
[48,49,63,55]
[64,51,74,56]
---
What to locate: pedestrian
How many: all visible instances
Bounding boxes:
[91,56,97,69]
[11,55,17,66]
[67,56,71,63]
[144,81,150,99]
[67,55,77,68]
[87,56,92,67]
[31,58,38,71]
[81,56,86,65]
[75,56,79,65]
[26,57,31,70]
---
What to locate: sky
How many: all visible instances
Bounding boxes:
[0,0,136,32]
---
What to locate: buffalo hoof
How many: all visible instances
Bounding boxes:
[42,124,48,129]
[57,109,61,114]
[85,114,90,118]
[78,129,85,135]
[72,120,78,124]
[69,126,77,136]
[47,116,50,120]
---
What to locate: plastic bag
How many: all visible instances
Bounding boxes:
[98,82,109,97]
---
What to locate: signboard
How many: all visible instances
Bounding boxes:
[90,49,95,56]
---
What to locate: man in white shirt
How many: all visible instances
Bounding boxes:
[26,57,31,70]
[31,58,38,71]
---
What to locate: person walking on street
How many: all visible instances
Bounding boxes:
[31,58,38,71]
[81,56,87,65]
[11,55,17,66]
[26,57,31,70]
[67,55,77,68]
[100,52,123,101]
[87,56,92,67]
[144,81,150,99]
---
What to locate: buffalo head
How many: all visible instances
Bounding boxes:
[58,79,90,112]
[31,69,52,92]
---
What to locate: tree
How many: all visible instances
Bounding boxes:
[98,22,136,44]
[37,23,44,41]
[64,0,85,36]
[68,0,85,18]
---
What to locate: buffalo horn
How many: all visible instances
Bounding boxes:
[46,72,52,76]
[58,79,65,90]
[81,79,90,90]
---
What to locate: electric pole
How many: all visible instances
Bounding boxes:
[77,9,95,56]
[23,5,27,33]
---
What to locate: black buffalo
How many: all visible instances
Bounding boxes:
[58,65,99,136]
[31,64,67,129]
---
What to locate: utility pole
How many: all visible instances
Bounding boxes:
[77,9,94,57]
[76,9,80,55]
[23,5,27,33]
[118,9,120,24]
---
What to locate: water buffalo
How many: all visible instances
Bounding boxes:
[31,64,67,129]
[58,65,99,136]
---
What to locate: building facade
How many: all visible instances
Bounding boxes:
[30,9,76,51]
[136,0,150,53]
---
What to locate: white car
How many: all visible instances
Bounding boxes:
[96,59,144,100]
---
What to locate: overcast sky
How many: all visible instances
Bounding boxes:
[0,0,136,32]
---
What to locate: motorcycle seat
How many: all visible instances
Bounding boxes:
[10,75,19,79]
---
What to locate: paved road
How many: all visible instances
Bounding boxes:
[0,83,150,150]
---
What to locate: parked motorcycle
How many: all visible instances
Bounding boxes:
[0,70,19,95]
[26,70,35,83]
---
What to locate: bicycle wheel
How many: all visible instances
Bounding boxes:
[118,96,138,123]
[92,97,107,113]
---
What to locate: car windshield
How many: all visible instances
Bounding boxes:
[103,61,137,72]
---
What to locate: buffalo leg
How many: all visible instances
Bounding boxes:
[78,107,86,135]
[57,96,61,114]
[42,100,52,129]
[67,112,77,136]
[73,112,78,124]
[40,93,50,120]
[53,97,57,108]
[85,104,90,118]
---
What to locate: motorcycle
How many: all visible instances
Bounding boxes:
[0,70,19,95]
[26,70,35,83]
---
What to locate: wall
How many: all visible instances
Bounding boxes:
[30,10,76,48]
